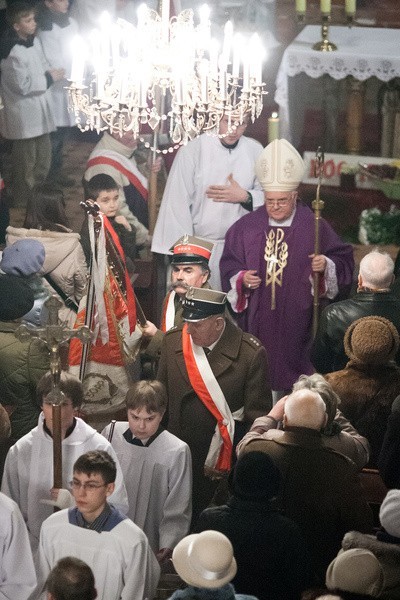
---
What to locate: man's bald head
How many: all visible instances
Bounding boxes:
[283,389,327,431]
[359,251,394,290]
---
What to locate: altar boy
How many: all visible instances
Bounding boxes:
[102,380,192,568]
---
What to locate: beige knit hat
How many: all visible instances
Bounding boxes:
[326,548,384,596]
[255,138,305,192]
[344,315,399,364]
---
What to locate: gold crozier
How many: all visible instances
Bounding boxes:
[264,228,288,310]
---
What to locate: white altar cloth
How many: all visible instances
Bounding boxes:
[275,25,400,144]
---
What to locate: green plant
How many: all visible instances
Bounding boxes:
[359,206,400,245]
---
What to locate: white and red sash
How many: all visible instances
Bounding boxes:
[161,290,177,332]
[182,324,243,475]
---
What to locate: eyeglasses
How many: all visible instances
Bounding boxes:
[266,197,292,207]
[69,480,107,492]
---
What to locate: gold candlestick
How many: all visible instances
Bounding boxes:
[312,15,337,52]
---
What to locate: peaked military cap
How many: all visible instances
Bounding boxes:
[170,235,214,265]
[182,287,227,322]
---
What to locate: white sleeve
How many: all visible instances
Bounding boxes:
[37,31,60,69]
[1,448,22,515]
[158,445,192,550]
[0,497,36,600]
[310,255,338,299]
[151,145,196,254]
[104,442,129,515]
[121,534,160,600]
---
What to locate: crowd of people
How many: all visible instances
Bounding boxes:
[1,2,400,599]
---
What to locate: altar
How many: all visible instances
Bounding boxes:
[275,25,400,154]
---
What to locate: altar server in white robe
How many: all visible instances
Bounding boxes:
[1,371,128,552]
[151,112,264,289]
[102,380,192,568]
[0,492,36,600]
[34,450,160,600]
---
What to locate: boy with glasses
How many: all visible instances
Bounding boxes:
[35,450,160,600]
[1,371,128,552]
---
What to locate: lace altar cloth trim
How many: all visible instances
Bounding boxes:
[275,25,400,142]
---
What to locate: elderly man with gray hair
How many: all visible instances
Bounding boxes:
[241,388,373,583]
[312,249,400,374]
[237,373,370,469]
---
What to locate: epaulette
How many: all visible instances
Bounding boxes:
[242,332,262,348]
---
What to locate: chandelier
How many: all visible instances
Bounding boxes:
[67,2,266,153]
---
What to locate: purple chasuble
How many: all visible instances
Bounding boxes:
[220,203,354,390]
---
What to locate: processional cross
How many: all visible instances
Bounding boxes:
[16,296,91,490]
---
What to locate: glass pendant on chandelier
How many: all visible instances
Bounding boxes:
[67,1,266,153]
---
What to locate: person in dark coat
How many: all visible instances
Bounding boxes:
[195,451,314,600]
[242,389,373,583]
[325,316,400,467]
[157,286,272,524]
[378,395,400,488]
[0,273,50,442]
[312,250,400,374]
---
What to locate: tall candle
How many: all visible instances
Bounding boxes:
[242,50,250,91]
[295,0,306,13]
[345,0,356,13]
[70,37,85,83]
[320,0,331,13]
[199,59,209,103]
[161,0,170,42]
[268,112,279,143]
[232,34,242,79]
[221,21,233,70]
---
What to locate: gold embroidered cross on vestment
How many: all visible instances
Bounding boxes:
[264,228,288,310]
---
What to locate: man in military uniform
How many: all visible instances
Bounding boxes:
[141,235,214,360]
[157,287,272,525]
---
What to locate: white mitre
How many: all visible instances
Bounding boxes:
[255,138,305,192]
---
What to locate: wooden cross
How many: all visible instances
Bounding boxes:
[15,295,91,490]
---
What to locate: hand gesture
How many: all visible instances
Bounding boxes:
[48,68,66,82]
[206,173,248,204]
[114,215,132,231]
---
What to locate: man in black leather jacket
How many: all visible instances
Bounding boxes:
[312,250,400,373]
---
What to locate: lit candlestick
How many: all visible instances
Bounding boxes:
[209,39,219,79]
[295,0,306,12]
[249,34,263,86]
[345,0,356,13]
[232,34,243,79]
[70,37,85,84]
[268,112,279,143]
[111,25,121,71]
[221,21,233,70]
[242,51,250,91]
[137,3,147,29]
[199,59,209,103]
[199,4,210,28]
[320,0,331,13]
[218,57,227,101]
[161,0,170,42]
[175,76,184,105]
